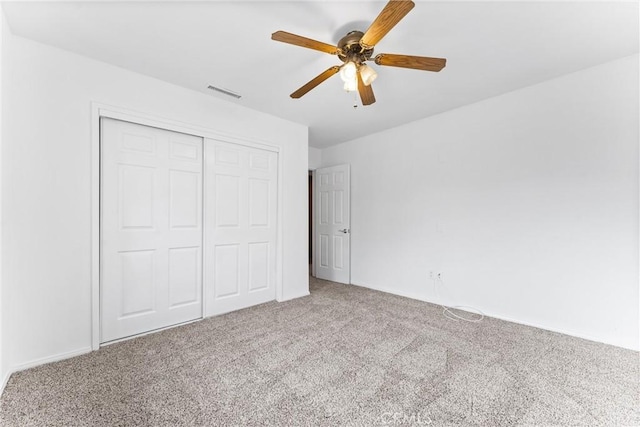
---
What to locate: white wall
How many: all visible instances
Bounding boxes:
[2,34,309,373]
[321,55,639,350]
[308,147,322,170]
[0,7,6,392]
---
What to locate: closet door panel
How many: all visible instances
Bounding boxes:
[204,140,278,316]
[101,118,203,343]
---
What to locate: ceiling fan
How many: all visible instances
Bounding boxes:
[271,0,446,106]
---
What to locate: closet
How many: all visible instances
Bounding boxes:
[100,118,278,343]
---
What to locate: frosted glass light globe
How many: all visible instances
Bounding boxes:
[359,64,378,86]
[339,62,357,82]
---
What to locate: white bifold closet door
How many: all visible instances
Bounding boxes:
[101,118,203,343]
[204,140,278,316]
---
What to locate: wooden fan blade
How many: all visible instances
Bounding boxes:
[272,31,338,55]
[357,70,376,106]
[360,0,415,48]
[290,66,341,99]
[374,53,446,71]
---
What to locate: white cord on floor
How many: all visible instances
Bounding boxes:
[432,275,485,323]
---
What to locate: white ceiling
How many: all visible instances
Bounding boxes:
[3,1,638,148]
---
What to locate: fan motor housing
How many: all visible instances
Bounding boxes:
[337,31,374,64]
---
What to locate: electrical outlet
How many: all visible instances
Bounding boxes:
[437,272,443,280]
[429,271,435,279]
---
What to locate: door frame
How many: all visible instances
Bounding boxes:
[90,102,283,350]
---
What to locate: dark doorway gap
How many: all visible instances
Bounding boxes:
[308,172,313,264]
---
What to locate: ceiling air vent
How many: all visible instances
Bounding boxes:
[207,85,241,99]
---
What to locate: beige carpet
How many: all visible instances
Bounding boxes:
[1,277,638,426]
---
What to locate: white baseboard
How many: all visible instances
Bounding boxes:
[0,369,11,396]
[12,346,93,372]
[351,281,436,305]
[480,312,639,352]
[350,281,639,352]
[0,346,93,396]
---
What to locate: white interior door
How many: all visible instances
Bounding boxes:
[315,164,350,284]
[101,118,203,343]
[204,139,278,316]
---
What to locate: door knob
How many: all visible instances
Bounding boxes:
[338,229,350,233]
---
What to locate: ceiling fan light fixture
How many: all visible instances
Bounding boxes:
[359,64,378,86]
[272,0,446,105]
[339,61,357,82]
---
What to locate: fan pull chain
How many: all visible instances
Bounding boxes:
[353,91,358,109]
